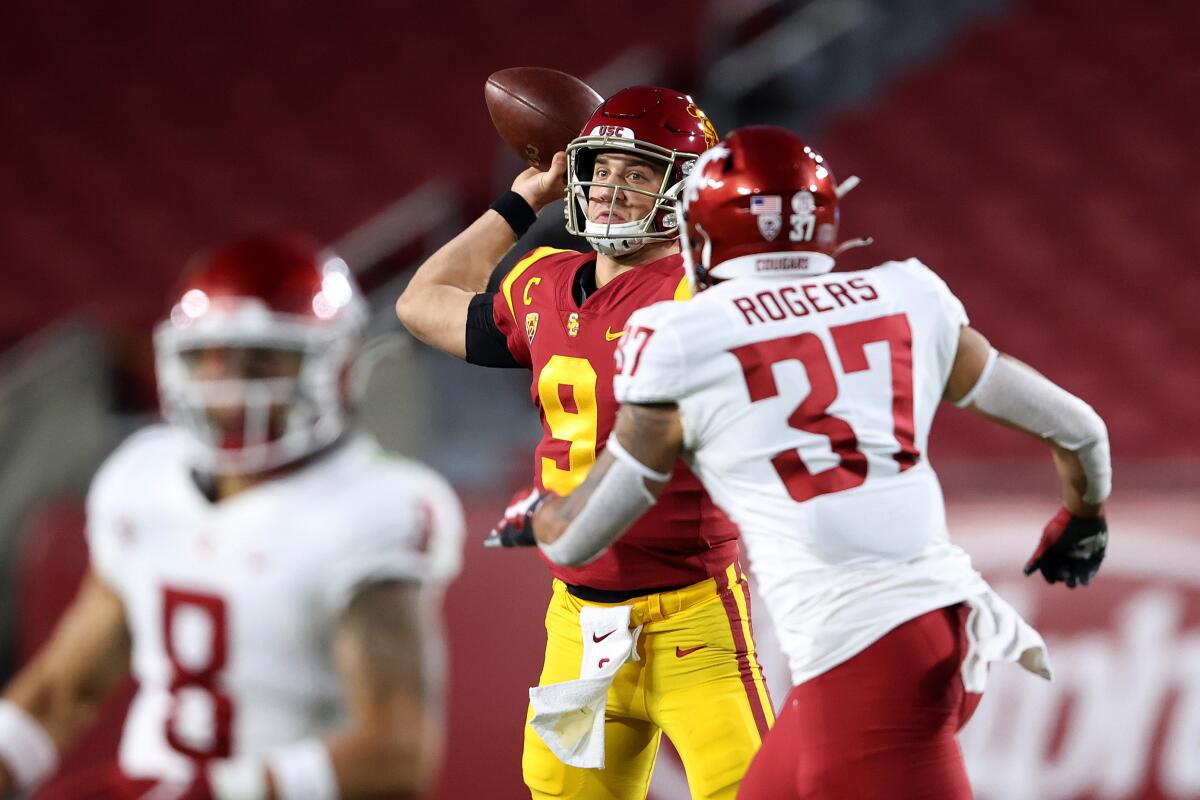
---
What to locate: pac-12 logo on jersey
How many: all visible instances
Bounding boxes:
[526,312,540,344]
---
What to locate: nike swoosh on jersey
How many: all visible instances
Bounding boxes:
[593,630,616,643]
[675,644,706,657]
[605,328,625,341]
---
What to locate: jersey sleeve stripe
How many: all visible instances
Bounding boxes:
[673,275,692,302]
[500,247,574,321]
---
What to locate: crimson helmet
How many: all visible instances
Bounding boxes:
[678,126,865,293]
[565,86,719,257]
[153,234,368,475]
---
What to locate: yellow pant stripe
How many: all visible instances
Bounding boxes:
[725,563,776,726]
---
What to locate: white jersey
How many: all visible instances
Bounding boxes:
[85,425,464,781]
[615,259,1042,686]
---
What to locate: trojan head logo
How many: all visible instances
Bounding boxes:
[567,312,580,338]
[525,312,539,344]
[686,104,719,149]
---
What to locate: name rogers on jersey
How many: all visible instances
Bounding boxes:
[731,277,879,325]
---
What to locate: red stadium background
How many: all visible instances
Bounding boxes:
[2,1,1197,798]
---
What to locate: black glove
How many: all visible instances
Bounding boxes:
[1024,508,1107,588]
[483,485,547,548]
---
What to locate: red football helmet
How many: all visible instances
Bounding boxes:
[678,126,864,292]
[153,234,368,475]
[565,86,719,257]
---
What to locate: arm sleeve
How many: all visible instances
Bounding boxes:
[613,307,688,405]
[465,292,526,368]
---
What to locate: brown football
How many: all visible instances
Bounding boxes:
[484,67,603,170]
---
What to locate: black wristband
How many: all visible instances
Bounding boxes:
[490,190,537,238]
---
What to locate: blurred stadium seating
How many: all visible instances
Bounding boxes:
[819,0,1200,466]
[0,0,706,346]
[2,0,1197,798]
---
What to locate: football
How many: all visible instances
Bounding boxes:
[484,67,603,170]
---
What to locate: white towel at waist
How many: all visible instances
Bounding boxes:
[528,604,642,769]
[961,588,1053,694]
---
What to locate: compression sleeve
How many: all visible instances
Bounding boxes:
[537,434,668,567]
[465,292,524,368]
[968,351,1112,505]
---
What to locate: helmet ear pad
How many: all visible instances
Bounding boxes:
[573,147,597,189]
[570,146,598,222]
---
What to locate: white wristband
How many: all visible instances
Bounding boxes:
[208,756,269,800]
[267,739,340,800]
[0,700,59,791]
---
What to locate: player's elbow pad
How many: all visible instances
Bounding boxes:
[968,351,1112,505]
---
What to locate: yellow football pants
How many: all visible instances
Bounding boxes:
[522,563,774,800]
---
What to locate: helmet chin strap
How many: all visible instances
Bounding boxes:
[584,219,651,258]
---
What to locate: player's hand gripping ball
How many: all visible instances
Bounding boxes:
[510,151,569,213]
[484,67,602,170]
[484,485,550,548]
[1024,508,1108,588]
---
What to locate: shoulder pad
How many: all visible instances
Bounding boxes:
[499,247,577,319]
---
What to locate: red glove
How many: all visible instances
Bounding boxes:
[1024,508,1108,588]
[483,485,549,548]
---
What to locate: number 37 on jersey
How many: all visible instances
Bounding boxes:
[615,312,921,504]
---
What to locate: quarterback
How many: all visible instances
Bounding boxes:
[397,88,771,799]
[0,237,464,799]
[528,127,1112,798]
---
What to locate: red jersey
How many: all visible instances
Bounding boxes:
[491,247,739,591]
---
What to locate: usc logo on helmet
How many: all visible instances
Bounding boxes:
[591,125,635,139]
[687,104,719,149]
